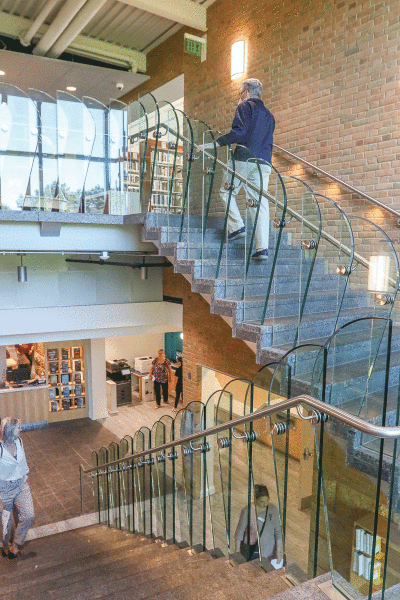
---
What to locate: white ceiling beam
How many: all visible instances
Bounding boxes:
[0,12,146,73]
[118,0,207,31]
[33,0,88,56]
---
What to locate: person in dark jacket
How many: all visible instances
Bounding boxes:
[198,78,275,260]
[172,357,183,412]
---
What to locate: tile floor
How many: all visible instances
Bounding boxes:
[22,398,180,529]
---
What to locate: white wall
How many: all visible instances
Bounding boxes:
[0,302,183,345]
[105,333,165,367]
[0,255,163,310]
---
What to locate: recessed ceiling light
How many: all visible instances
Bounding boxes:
[0,71,5,76]
[66,86,76,91]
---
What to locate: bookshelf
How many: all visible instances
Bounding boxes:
[350,513,400,595]
[46,344,86,418]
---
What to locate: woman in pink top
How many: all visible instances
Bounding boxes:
[149,349,173,409]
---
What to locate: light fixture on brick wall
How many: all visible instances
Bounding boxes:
[231,41,246,80]
[368,254,390,292]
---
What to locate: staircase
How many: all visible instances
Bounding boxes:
[0,524,333,600]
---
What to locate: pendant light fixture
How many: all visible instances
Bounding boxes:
[17,254,27,282]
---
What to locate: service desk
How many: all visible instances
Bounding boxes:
[0,385,49,423]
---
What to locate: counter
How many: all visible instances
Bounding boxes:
[0,384,49,423]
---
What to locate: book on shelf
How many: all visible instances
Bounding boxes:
[74,372,82,384]
[62,399,71,410]
[61,348,69,360]
[62,386,71,398]
[47,349,58,360]
[74,360,82,372]
[49,388,57,399]
[355,528,382,557]
[72,347,81,359]
[61,362,69,373]
[61,374,70,385]
[49,374,58,385]
[50,400,58,412]
[49,362,58,374]
[75,385,82,396]
[75,397,84,408]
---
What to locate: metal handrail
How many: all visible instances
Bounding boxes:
[273,144,400,221]
[80,394,400,475]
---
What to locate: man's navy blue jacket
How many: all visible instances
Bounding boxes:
[217,98,275,164]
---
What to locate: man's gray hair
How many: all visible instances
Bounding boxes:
[1,417,21,444]
[242,78,263,99]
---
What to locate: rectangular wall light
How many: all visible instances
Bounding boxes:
[231,40,246,80]
[368,255,390,292]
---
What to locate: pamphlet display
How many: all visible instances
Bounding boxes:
[46,346,85,413]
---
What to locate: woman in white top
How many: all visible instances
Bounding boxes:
[0,417,34,559]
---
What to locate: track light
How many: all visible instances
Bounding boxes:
[17,254,27,282]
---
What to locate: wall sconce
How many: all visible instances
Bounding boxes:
[180,332,184,340]
[368,255,390,292]
[17,254,27,282]
[231,41,246,80]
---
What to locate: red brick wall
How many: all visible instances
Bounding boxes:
[163,266,259,404]
[129,0,400,240]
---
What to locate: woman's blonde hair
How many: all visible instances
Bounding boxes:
[1,417,22,444]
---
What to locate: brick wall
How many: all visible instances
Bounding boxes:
[163,265,260,404]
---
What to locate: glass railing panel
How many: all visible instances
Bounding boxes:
[221,150,259,302]
[152,100,181,235]
[119,435,134,533]
[90,451,101,522]
[312,194,354,341]
[380,391,400,599]
[107,441,121,529]
[202,390,226,554]
[195,132,235,281]
[314,411,393,600]
[276,178,321,349]
[132,429,146,535]
[97,446,110,525]
[127,99,147,213]
[138,92,159,216]
[56,91,95,213]
[0,84,39,211]
[311,317,392,424]
[159,415,175,542]
[151,419,167,539]
[215,379,253,562]
[175,108,194,244]
[175,400,209,550]
[172,409,190,546]
[82,96,108,214]
[108,99,128,215]
[239,163,287,330]
[189,120,216,259]
[27,89,57,211]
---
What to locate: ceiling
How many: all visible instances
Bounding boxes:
[0,0,214,101]
[0,49,149,104]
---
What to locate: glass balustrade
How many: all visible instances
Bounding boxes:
[127,99,148,214]
[119,435,134,533]
[215,378,254,562]
[82,96,108,214]
[107,99,128,215]
[27,89,57,211]
[56,91,95,213]
[0,84,39,211]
